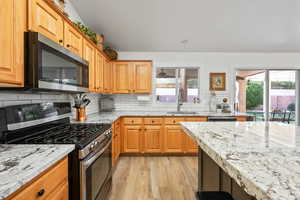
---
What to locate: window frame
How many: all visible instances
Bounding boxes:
[155,67,201,104]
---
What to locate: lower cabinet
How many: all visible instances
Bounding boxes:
[112,119,121,165]
[8,157,68,200]
[164,125,185,153]
[144,125,163,153]
[123,125,142,153]
[120,116,247,155]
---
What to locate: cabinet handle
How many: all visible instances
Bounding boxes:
[133,90,135,92]
[139,128,142,131]
[173,120,176,123]
[66,44,70,47]
[59,39,63,43]
[152,120,154,123]
[37,189,45,197]
[131,120,134,123]
[144,128,147,131]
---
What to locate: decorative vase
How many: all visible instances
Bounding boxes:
[76,108,86,121]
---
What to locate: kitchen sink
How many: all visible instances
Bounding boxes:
[167,111,198,115]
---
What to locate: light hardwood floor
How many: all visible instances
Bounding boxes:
[109,156,198,200]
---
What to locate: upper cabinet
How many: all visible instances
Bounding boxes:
[83,39,95,92]
[28,0,64,44]
[0,0,26,87]
[64,23,83,57]
[113,62,132,94]
[112,61,152,94]
[95,51,104,93]
[103,59,113,94]
[133,62,152,94]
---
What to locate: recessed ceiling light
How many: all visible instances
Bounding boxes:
[181,40,188,44]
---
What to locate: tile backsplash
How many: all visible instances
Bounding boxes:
[0,92,101,117]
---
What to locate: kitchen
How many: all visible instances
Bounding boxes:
[1,0,300,200]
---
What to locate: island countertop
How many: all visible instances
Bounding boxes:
[0,144,75,199]
[181,122,300,200]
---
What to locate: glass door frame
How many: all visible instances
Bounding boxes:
[234,68,300,125]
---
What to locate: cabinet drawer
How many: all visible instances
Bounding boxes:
[12,157,68,200]
[123,118,143,125]
[144,118,163,125]
[165,117,185,125]
[185,117,207,122]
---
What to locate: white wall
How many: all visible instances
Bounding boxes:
[113,52,300,112]
[54,0,84,23]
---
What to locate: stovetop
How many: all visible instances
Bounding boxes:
[2,123,112,149]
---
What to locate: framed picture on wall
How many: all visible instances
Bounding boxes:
[210,73,226,91]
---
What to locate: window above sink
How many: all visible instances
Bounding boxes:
[155,67,200,103]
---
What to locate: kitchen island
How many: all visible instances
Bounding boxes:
[181,122,300,200]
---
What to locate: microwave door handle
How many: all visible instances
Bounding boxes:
[82,139,112,170]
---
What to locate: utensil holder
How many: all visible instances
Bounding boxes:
[76,108,86,121]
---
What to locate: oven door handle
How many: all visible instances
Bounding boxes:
[82,139,112,170]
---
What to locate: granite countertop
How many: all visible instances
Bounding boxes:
[0,144,75,199]
[181,121,300,200]
[71,111,251,124]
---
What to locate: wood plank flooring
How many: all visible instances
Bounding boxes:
[109,156,198,200]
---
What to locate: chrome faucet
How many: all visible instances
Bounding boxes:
[177,88,184,112]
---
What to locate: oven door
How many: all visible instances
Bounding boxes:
[80,140,112,200]
[27,32,89,93]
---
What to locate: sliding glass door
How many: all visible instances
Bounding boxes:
[236,69,297,123]
[235,70,266,121]
[269,71,296,123]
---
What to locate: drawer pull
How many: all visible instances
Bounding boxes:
[131,120,134,123]
[59,39,63,43]
[173,120,176,123]
[66,44,70,47]
[37,189,45,197]
[152,120,154,123]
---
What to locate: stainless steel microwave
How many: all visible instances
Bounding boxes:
[24,32,89,93]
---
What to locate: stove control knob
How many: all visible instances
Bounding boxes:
[90,144,95,150]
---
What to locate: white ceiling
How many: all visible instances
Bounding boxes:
[71,0,300,52]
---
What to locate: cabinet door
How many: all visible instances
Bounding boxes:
[83,40,95,92]
[185,134,198,153]
[64,23,83,57]
[123,125,142,153]
[0,0,25,86]
[29,0,64,44]
[95,51,104,93]
[164,125,184,153]
[184,117,206,153]
[144,125,163,153]
[45,182,68,200]
[103,59,112,93]
[113,62,131,94]
[133,62,152,94]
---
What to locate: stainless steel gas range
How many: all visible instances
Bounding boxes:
[0,102,112,200]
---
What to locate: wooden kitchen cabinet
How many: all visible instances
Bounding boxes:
[133,62,152,94]
[123,125,142,153]
[144,125,163,153]
[103,59,113,94]
[112,119,121,165]
[95,51,104,93]
[83,39,96,92]
[164,125,185,153]
[8,157,69,200]
[113,62,132,93]
[29,0,64,45]
[183,117,207,153]
[64,22,83,57]
[0,0,26,87]
[112,61,152,94]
